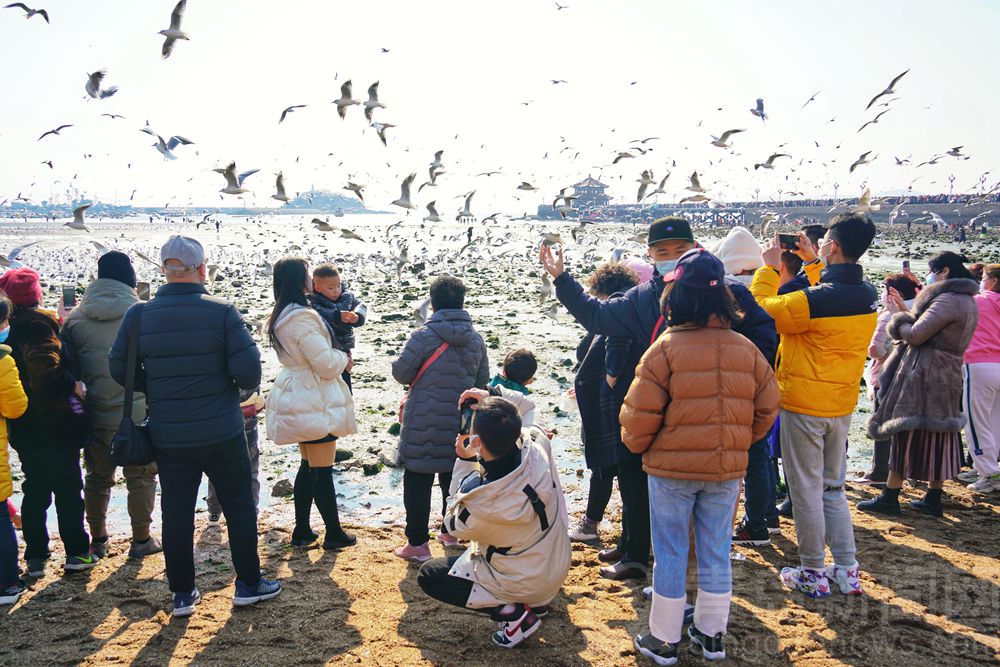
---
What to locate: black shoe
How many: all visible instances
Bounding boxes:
[857,491,901,516]
[688,625,726,661]
[322,530,357,550]
[777,499,793,518]
[732,520,771,546]
[291,529,319,547]
[910,490,943,517]
[634,633,679,666]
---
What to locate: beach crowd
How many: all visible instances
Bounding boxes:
[0,213,997,664]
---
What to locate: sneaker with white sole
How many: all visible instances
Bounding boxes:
[491,605,540,648]
[825,561,863,595]
[172,589,201,617]
[233,577,282,606]
[26,558,45,578]
[780,566,832,598]
[64,552,99,572]
[968,473,1000,494]
[688,625,726,661]
[732,520,771,547]
[436,531,459,547]
[634,633,679,665]
[567,517,599,542]
[207,512,222,527]
[956,470,980,483]
[0,580,26,605]
[129,536,163,559]
[394,542,432,563]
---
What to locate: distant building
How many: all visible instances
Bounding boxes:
[572,176,611,208]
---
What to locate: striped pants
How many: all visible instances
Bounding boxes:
[963,362,1000,477]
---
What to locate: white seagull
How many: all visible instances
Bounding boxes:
[153,134,193,160]
[0,241,40,268]
[364,81,385,121]
[424,201,441,223]
[65,204,92,232]
[754,153,791,170]
[344,182,365,203]
[866,69,909,110]
[158,0,189,59]
[214,162,259,195]
[391,173,418,210]
[272,172,291,202]
[334,80,360,119]
[710,128,745,149]
[85,70,118,99]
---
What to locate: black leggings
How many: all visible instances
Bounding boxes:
[585,473,615,523]
[417,556,507,619]
[403,469,453,546]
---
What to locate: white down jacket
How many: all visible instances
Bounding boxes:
[266,304,357,444]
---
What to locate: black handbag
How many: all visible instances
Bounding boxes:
[110,304,154,466]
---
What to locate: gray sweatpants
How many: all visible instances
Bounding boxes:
[780,409,857,569]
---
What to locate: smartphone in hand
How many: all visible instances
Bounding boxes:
[62,285,77,309]
[778,233,799,251]
[136,282,151,301]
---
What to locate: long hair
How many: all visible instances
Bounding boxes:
[267,257,310,355]
[661,281,744,328]
[928,251,973,281]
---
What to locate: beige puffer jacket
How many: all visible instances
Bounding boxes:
[620,321,780,481]
[265,304,357,444]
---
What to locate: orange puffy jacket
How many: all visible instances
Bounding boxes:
[619,321,780,482]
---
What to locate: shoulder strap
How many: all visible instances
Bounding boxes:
[121,304,145,422]
[649,315,665,347]
[411,342,449,387]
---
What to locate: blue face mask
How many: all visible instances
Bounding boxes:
[654,259,679,275]
[925,271,937,285]
[0,327,8,344]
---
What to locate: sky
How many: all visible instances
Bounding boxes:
[0,0,997,213]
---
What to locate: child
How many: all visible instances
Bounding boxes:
[391,276,489,563]
[620,248,779,663]
[0,295,30,603]
[490,349,536,396]
[416,397,571,649]
[311,264,367,391]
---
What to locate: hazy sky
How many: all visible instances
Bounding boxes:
[1,0,997,213]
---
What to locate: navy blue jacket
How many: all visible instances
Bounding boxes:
[554,271,778,367]
[109,283,261,448]
[311,281,367,350]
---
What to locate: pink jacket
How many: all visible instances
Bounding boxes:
[965,290,1000,365]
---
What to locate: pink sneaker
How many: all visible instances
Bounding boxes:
[437,531,459,547]
[825,562,863,595]
[780,566,832,598]
[394,542,432,563]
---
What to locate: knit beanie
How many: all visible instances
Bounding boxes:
[709,226,764,275]
[0,267,43,307]
[98,251,137,288]
[621,256,654,284]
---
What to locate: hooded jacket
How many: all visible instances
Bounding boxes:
[266,304,356,444]
[869,278,979,439]
[445,426,571,609]
[61,278,145,430]
[0,346,28,501]
[964,289,1000,365]
[620,322,780,481]
[311,281,367,350]
[391,309,490,474]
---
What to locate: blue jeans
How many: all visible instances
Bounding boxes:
[743,438,778,531]
[0,503,18,587]
[649,476,740,599]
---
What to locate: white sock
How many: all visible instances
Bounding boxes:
[649,592,686,644]
[694,589,732,637]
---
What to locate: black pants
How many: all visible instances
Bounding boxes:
[342,370,352,393]
[417,556,506,619]
[585,465,616,523]
[403,469,453,547]
[155,435,261,593]
[16,441,90,560]
[868,395,890,480]
[617,457,650,567]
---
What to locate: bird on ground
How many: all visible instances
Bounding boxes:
[686,171,705,192]
[750,98,767,122]
[457,191,475,219]
[279,105,306,123]
[802,91,820,108]
[370,121,395,146]
[334,80,360,119]
[158,0,189,59]
[517,181,538,191]
[391,173,418,210]
[865,69,909,110]
[754,153,791,170]
[65,204,92,232]
[364,82,385,121]
[424,201,441,223]
[710,128,745,149]
[214,162,258,195]
[272,172,291,202]
[4,2,47,21]
[849,151,875,173]
[37,124,72,141]
[636,170,656,203]
[539,273,553,305]
[857,109,891,133]
[0,241,40,268]
[344,182,365,203]
[153,134,193,160]
[339,229,365,241]
[85,70,118,99]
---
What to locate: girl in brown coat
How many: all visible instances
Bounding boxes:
[861,252,979,517]
[620,249,780,664]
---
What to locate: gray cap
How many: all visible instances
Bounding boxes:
[160,235,205,270]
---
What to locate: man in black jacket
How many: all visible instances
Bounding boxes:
[109,235,280,617]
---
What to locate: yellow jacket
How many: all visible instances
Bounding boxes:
[751,263,878,418]
[0,345,29,501]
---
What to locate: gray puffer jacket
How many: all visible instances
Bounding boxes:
[392,309,490,474]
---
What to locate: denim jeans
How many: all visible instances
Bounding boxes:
[649,476,740,599]
[743,437,778,531]
[0,503,18,587]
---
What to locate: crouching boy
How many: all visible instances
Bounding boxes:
[416,397,570,648]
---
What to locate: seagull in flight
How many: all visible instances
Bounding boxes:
[750,98,767,123]
[37,124,72,141]
[636,170,656,203]
[457,190,475,220]
[866,69,909,110]
[334,80,360,119]
[554,1,568,8]
[424,201,441,223]
[802,90,820,108]
[272,172,291,202]
[710,128,745,149]
[100,113,125,120]
[214,162,258,195]
[391,173,418,210]
[857,108,891,133]
[4,3,48,22]
[65,204,92,232]
[849,151,875,173]
[158,0,189,59]
[686,171,705,192]
[85,70,118,99]
[344,182,365,203]
[517,181,538,191]
[0,241,40,268]
[754,153,791,170]
[279,105,306,123]
[364,81,385,121]
[153,134,193,160]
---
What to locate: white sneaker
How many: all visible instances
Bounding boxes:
[825,561,863,595]
[567,517,599,542]
[956,470,979,483]
[968,473,1000,494]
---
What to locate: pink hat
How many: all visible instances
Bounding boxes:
[621,257,654,283]
[0,267,43,307]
